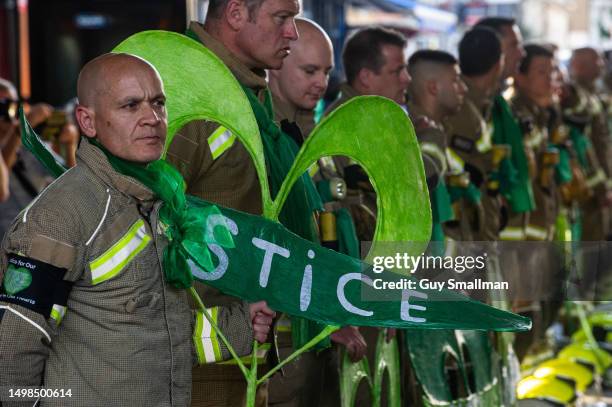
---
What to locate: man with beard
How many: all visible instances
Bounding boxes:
[407,50,468,242]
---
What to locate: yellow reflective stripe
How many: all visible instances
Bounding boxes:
[90,220,151,285]
[194,307,222,364]
[526,225,549,241]
[586,169,606,188]
[208,126,236,160]
[220,342,271,365]
[50,304,66,324]
[420,142,447,173]
[308,163,319,178]
[445,147,464,173]
[499,227,526,241]
[476,122,493,153]
[276,317,291,333]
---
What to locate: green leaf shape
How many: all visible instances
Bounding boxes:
[4,265,32,295]
[274,97,431,260]
[113,31,274,218]
[113,30,431,261]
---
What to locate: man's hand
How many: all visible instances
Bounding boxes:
[249,301,276,343]
[330,326,367,363]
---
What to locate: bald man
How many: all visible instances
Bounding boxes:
[0,53,272,406]
[267,18,367,407]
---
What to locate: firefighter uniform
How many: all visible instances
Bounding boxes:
[0,140,253,406]
[166,21,269,407]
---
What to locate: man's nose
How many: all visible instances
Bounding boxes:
[142,103,162,125]
[285,19,299,41]
[400,69,411,87]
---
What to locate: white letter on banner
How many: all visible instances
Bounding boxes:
[300,250,316,311]
[191,216,239,281]
[252,238,290,288]
[337,273,374,317]
[400,289,427,323]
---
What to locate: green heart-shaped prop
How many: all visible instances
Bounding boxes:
[4,265,32,295]
[113,31,431,257]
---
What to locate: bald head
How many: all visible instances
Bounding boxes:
[77,53,161,108]
[75,52,167,163]
[570,47,603,84]
[293,18,332,56]
[268,18,334,111]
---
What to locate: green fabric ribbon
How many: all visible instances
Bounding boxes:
[431,181,454,225]
[491,95,535,213]
[241,86,323,240]
[240,85,330,350]
[20,108,234,289]
[554,144,573,185]
[336,207,360,258]
[493,157,519,194]
[447,182,482,205]
[569,126,591,171]
[90,139,235,289]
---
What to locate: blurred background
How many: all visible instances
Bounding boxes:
[0,0,611,108]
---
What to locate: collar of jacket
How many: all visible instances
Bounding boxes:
[270,90,316,137]
[406,100,445,131]
[462,75,493,117]
[76,138,155,202]
[512,91,549,128]
[338,82,360,100]
[188,21,267,92]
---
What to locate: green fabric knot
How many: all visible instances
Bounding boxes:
[91,139,235,289]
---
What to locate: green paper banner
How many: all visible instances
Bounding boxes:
[186,195,530,331]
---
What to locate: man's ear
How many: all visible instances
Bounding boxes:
[75,105,96,139]
[425,78,438,97]
[357,68,373,91]
[225,0,249,31]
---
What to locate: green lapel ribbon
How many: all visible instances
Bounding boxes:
[554,144,573,185]
[20,116,236,290]
[568,126,591,170]
[241,86,322,241]
[488,157,518,197]
[336,208,360,258]
[447,182,482,205]
[492,95,535,213]
[92,140,235,289]
[240,70,329,351]
[431,182,454,225]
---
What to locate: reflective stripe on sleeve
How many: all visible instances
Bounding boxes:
[445,147,465,174]
[586,169,606,189]
[525,225,549,241]
[194,307,223,364]
[499,226,526,241]
[89,219,151,285]
[420,142,447,174]
[220,342,271,365]
[208,126,236,160]
[50,304,67,325]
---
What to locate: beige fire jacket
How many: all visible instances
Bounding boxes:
[0,140,253,406]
